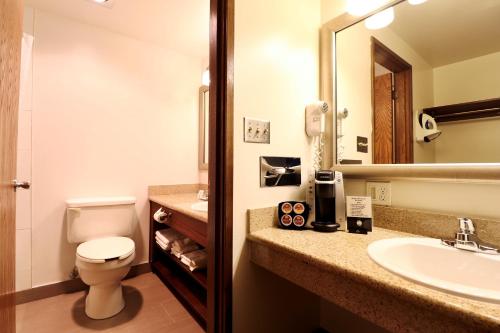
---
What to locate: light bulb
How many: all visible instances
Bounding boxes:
[346,0,387,16]
[408,0,427,5]
[364,7,394,30]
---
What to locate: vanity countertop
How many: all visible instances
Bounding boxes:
[149,193,207,223]
[248,217,500,332]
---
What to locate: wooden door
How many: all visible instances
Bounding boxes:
[373,73,393,164]
[394,70,414,163]
[0,0,23,332]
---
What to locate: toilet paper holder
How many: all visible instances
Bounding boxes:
[154,207,172,223]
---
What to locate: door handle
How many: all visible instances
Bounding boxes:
[12,180,31,191]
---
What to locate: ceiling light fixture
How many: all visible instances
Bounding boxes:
[364,7,395,30]
[346,0,387,17]
[408,0,428,5]
[86,0,114,8]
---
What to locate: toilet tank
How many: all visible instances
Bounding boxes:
[66,196,137,243]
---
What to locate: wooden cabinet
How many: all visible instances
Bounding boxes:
[149,201,207,329]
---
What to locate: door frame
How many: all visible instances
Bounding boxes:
[371,37,414,164]
[207,0,233,332]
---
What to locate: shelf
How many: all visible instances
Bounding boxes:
[154,243,207,289]
[151,261,207,328]
[423,97,500,123]
[150,201,207,247]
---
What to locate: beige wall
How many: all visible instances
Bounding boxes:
[344,178,500,220]
[433,51,500,163]
[233,0,323,331]
[31,10,202,287]
[321,0,347,24]
[336,21,435,164]
[433,51,500,106]
[16,7,35,291]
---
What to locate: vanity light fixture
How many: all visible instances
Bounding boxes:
[408,0,428,5]
[202,69,210,86]
[86,0,114,8]
[346,0,387,16]
[364,7,395,30]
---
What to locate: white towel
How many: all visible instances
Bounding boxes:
[172,238,199,253]
[171,248,183,258]
[155,228,183,244]
[180,250,207,271]
[155,236,169,250]
[156,241,167,251]
[171,244,199,257]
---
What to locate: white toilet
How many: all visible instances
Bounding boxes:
[66,196,137,319]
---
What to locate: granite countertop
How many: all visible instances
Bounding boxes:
[149,193,207,223]
[248,226,500,330]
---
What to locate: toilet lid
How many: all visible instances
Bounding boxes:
[77,237,135,263]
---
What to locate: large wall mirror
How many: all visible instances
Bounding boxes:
[323,0,500,176]
[199,85,209,170]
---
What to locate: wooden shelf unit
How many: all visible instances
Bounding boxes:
[149,201,208,329]
[423,97,500,123]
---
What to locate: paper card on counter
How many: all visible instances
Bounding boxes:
[346,196,372,218]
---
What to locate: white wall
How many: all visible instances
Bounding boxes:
[433,51,500,106]
[335,18,435,164]
[30,10,201,287]
[433,51,500,163]
[321,0,347,24]
[344,178,500,220]
[233,0,322,331]
[16,6,34,291]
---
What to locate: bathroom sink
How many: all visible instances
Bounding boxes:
[368,237,500,303]
[191,201,208,212]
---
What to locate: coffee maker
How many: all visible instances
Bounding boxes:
[311,170,345,232]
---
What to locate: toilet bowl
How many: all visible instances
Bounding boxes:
[66,196,137,320]
[76,236,135,319]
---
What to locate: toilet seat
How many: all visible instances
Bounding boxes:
[77,237,135,264]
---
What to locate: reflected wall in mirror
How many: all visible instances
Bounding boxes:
[199,85,209,169]
[334,0,500,164]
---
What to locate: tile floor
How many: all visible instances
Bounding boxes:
[16,273,204,333]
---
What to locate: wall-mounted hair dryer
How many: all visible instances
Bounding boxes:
[416,113,441,142]
[305,101,328,137]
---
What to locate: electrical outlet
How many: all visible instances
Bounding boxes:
[366,181,391,206]
[244,117,270,143]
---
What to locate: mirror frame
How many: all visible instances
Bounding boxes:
[320,0,500,180]
[199,85,209,170]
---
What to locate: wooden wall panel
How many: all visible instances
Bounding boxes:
[0,1,23,332]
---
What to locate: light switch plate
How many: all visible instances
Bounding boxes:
[366,181,391,206]
[244,117,270,143]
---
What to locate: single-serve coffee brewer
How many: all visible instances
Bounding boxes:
[311,170,345,232]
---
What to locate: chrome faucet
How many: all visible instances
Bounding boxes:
[441,218,499,255]
[197,189,209,201]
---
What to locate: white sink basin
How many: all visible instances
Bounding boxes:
[191,201,208,212]
[368,237,500,303]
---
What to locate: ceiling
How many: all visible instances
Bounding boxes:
[25,0,209,58]
[390,0,500,67]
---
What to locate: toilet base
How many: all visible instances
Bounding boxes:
[85,282,125,319]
